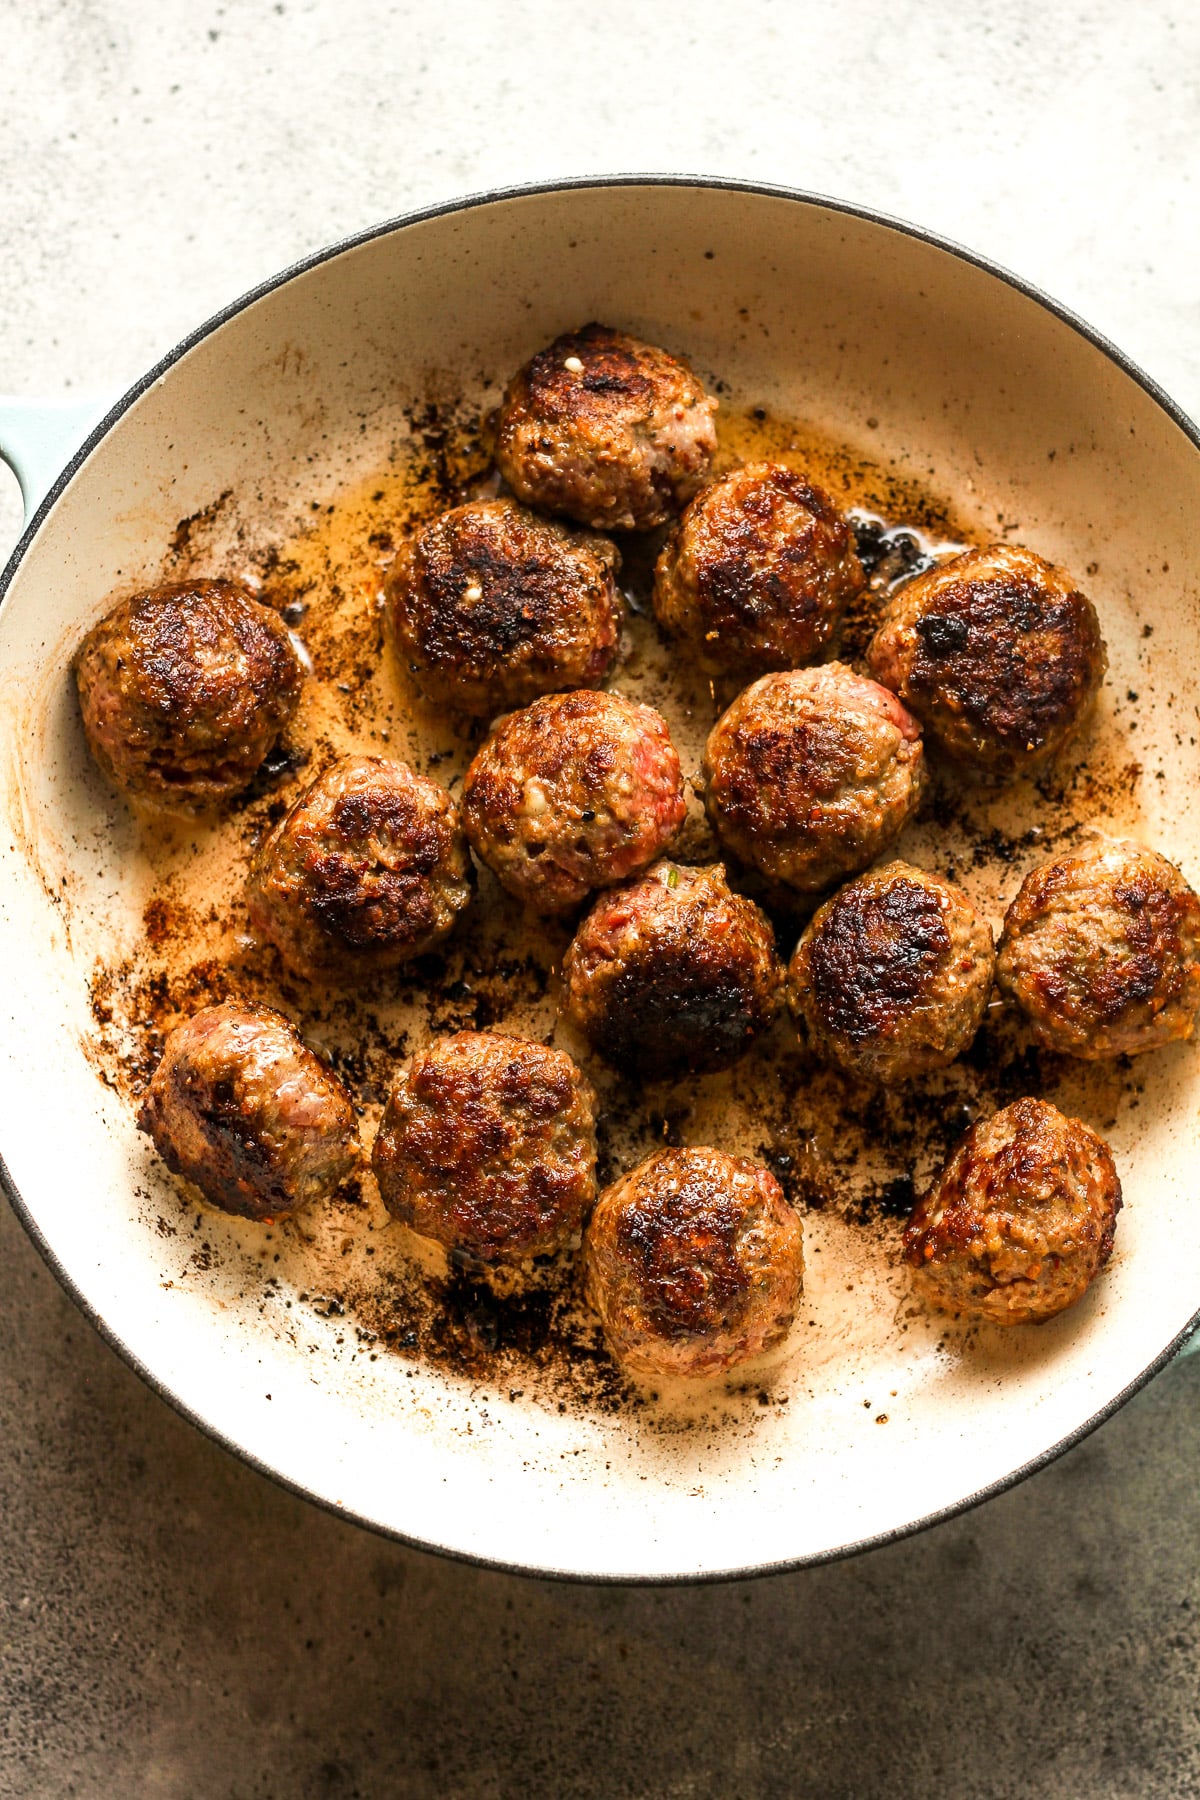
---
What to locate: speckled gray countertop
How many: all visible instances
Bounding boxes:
[3,4,1200,1795]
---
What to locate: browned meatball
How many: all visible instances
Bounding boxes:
[137,1001,358,1222]
[996,839,1200,1058]
[866,544,1105,778]
[903,1098,1121,1325]
[653,460,864,678]
[462,689,686,914]
[75,579,303,811]
[583,1147,804,1379]
[562,860,782,1076]
[701,664,925,896]
[371,1031,596,1264]
[788,861,995,1084]
[386,498,622,718]
[493,323,718,532]
[248,755,473,981]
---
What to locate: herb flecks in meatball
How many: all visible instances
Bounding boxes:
[75,579,303,811]
[584,1146,804,1379]
[997,839,1200,1058]
[903,1098,1121,1325]
[138,1001,358,1223]
[653,460,864,678]
[494,323,718,532]
[372,1031,597,1264]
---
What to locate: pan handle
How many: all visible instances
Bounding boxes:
[0,394,114,526]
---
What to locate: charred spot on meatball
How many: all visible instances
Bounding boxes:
[371,1031,597,1264]
[903,1097,1121,1325]
[701,664,925,896]
[562,860,782,1077]
[997,839,1200,1058]
[137,1001,358,1223]
[788,860,995,1084]
[462,689,686,914]
[75,579,303,811]
[583,1146,804,1379]
[493,323,718,532]
[866,544,1106,778]
[386,497,622,718]
[653,460,864,678]
[247,754,473,981]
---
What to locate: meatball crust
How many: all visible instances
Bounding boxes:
[903,1098,1121,1325]
[462,689,686,914]
[371,1031,597,1264]
[562,860,782,1077]
[386,498,622,717]
[996,840,1200,1058]
[788,861,995,1084]
[653,460,865,678]
[137,1001,358,1223]
[75,579,303,811]
[583,1147,804,1379]
[866,544,1106,778]
[248,755,473,981]
[493,322,718,532]
[701,664,925,895]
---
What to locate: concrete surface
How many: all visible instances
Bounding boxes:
[3,2,1200,1794]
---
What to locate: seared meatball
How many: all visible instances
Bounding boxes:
[386,498,622,717]
[137,1001,357,1223]
[583,1147,804,1379]
[562,860,782,1076]
[371,1031,596,1264]
[867,544,1105,778]
[701,664,925,896]
[493,322,718,532]
[788,862,995,1084]
[996,839,1200,1058]
[75,579,303,811]
[653,460,864,678]
[462,689,686,914]
[248,755,472,981]
[903,1098,1121,1325]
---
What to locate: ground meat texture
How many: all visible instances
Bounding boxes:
[386,498,622,718]
[561,860,782,1077]
[493,323,718,532]
[247,755,473,981]
[74,579,303,811]
[866,544,1105,778]
[583,1147,804,1379]
[788,861,995,1084]
[462,689,686,914]
[137,1002,357,1223]
[653,461,864,678]
[903,1098,1121,1325]
[701,664,925,896]
[996,839,1200,1058]
[371,1031,596,1264]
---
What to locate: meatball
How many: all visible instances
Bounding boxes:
[653,460,864,678]
[462,689,686,914]
[583,1147,804,1379]
[386,497,622,718]
[562,860,782,1077]
[493,322,718,532]
[996,839,1200,1058]
[247,755,473,981]
[903,1098,1121,1325]
[75,579,303,811]
[788,861,995,1084]
[137,1001,357,1223]
[371,1031,596,1264]
[701,664,925,896]
[866,544,1106,778]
